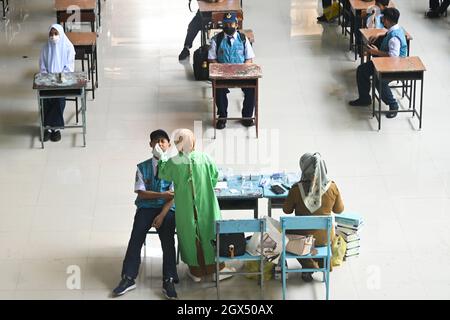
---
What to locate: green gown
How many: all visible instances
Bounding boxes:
[158,151,222,266]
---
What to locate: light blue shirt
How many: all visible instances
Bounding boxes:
[208,31,255,60]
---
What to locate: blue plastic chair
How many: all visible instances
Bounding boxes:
[280,216,332,300]
[215,219,266,300]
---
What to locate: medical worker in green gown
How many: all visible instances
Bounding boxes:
[154,129,235,282]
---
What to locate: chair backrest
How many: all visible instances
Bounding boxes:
[281,216,332,231]
[216,219,265,234]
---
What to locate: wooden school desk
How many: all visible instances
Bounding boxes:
[209,63,262,139]
[371,57,426,130]
[55,0,97,33]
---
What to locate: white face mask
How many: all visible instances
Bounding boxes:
[49,35,60,44]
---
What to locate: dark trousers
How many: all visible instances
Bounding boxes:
[43,98,66,128]
[322,0,332,8]
[431,0,450,12]
[183,10,203,49]
[121,208,178,281]
[215,88,255,119]
[356,61,398,109]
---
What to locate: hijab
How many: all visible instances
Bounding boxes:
[39,24,75,73]
[174,129,196,155]
[298,153,332,213]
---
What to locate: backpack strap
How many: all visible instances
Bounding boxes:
[215,31,247,60]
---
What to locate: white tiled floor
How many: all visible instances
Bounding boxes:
[1,0,449,300]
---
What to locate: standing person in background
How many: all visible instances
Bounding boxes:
[426,0,450,18]
[39,24,75,142]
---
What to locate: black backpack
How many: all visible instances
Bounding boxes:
[192,31,247,81]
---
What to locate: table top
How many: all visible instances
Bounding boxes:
[215,172,301,199]
[350,0,395,11]
[55,0,96,11]
[66,32,97,46]
[209,63,262,80]
[33,72,88,90]
[198,0,241,13]
[372,56,426,73]
[359,28,413,42]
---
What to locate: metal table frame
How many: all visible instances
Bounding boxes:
[36,85,87,149]
[372,66,424,131]
[1,0,8,19]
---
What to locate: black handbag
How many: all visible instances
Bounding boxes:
[212,233,247,257]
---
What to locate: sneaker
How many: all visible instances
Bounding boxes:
[241,119,255,127]
[112,276,136,297]
[301,272,314,283]
[162,278,178,300]
[426,10,441,18]
[50,130,61,142]
[212,266,236,281]
[349,98,372,107]
[187,270,202,283]
[317,15,328,22]
[178,47,190,60]
[42,130,51,142]
[216,119,227,130]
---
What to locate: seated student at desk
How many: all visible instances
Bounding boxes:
[208,12,256,130]
[283,153,344,282]
[366,0,390,29]
[112,130,178,300]
[349,8,407,119]
[39,24,75,142]
[426,0,450,18]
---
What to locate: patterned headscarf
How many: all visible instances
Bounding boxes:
[298,153,332,213]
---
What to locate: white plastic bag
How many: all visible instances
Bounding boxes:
[246,216,283,264]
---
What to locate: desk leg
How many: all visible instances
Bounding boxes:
[255,80,259,139]
[372,75,375,118]
[90,50,95,99]
[82,88,87,147]
[98,0,101,27]
[419,75,424,130]
[95,44,98,88]
[254,199,259,219]
[267,199,271,218]
[378,74,382,131]
[39,97,44,149]
[213,80,217,139]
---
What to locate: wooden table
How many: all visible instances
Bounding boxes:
[33,72,88,148]
[197,0,242,46]
[1,0,9,19]
[348,0,395,61]
[371,57,426,130]
[66,32,98,99]
[209,63,262,138]
[55,0,97,33]
[359,28,413,64]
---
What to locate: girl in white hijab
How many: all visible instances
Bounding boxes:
[39,24,75,142]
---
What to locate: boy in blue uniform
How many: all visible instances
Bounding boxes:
[113,129,178,300]
[208,12,256,130]
[349,8,408,119]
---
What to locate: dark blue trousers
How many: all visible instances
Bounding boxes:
[183,10,203,49]
[357,61,398,110]
[215,88,256,119]
[121,208,178,281]
[43,98,66,128]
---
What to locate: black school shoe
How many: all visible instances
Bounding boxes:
[241,119,255,127]
[317,15,328,22]
[349,98,372,107]
[112,276,136,297]
[178,47,190,61]
[426,10,441,18]
[50,130,61,142]
[216,119,227,130]
[162,278,178,300]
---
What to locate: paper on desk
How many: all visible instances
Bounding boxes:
[215,181,228,190]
